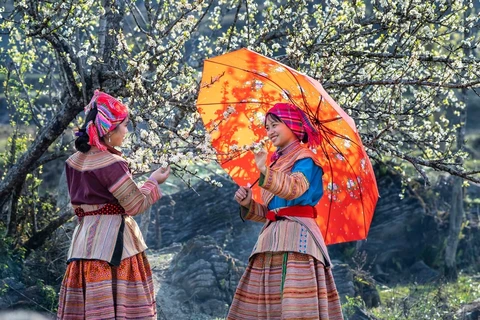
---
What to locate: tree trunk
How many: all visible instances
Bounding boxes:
[444,102,467,281]
[0,100,84,210]
[444,8,469,281]
[6,182,23,237]
[444,176,464,281]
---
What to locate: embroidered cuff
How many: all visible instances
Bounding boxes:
[147,177,163,198]
[241,200,267,223]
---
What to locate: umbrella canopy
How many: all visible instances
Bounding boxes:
[196,48,378,245]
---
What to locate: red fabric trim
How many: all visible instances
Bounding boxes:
[266,205,317,221]
[75,203,125,221]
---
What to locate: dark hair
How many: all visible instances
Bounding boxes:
[75,105,98,153]
[264,112,283,125]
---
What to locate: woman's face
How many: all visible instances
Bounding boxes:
[105,116,129,147]
[265,115,298,148]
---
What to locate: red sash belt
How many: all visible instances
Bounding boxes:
[266,205,317,221]
[75,203,125,221]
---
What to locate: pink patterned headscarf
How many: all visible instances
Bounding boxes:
[85,90,129,151]
[266,103,321,148]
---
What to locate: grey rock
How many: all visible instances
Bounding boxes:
[355,173,441,277]
[148,180,263,262]
[172,288,188,302]
[199,299,229,317]
[349,306,379,320]
[331,262,355,303]
[167,235,244,318]
[406,260,440,284]
[356,282,380,309]
[0,310,52,320]
[456,298,480,320]
[0,278,25,309]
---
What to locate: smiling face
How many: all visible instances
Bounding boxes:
[104,116,129,147]
[265,114,298,148]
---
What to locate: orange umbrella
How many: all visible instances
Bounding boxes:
[196,48,378,245]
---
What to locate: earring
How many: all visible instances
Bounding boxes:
[108,135,111,143]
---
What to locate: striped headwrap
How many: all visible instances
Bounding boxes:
[85,90,129,151]
[266,103,321,148]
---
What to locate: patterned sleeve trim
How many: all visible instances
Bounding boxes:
[109,174,161,216]
[240,199,268,223]
[259,166,310,200]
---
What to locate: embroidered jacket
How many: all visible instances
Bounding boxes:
[65,147,161,265]
[241,140,331,266]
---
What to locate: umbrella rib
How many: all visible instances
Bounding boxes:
[318,135,335,243]
[316,95,323,121]
[319,127,370,241]
[204,60,314,109]
[248,158,279,188]
[282,66,316,114]
[318,125,363,149]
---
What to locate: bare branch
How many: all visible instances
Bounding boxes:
[325,78,480,89]
[339,50,480,64]
[22,204,75,254]
[33,151,69,170]
[401,154,480,184]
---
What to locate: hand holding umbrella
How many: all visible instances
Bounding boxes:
[234,183,252,207]
[234,145,267,207]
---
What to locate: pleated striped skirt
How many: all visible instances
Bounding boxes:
[227,251,344,319]
[57,252,156,320]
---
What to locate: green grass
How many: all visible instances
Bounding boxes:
[344,274,480,319]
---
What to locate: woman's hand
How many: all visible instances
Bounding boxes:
[234,186,252,207]
[150,166,171,184]
[253,148,267,174]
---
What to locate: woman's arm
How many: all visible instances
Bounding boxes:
[100,160,162,216]
[240,200,268,223]
[259,158,322,200]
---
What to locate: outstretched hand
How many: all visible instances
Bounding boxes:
[150,166,171,184]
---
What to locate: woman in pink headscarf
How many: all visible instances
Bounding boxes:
[57,90,170,320]
[228,103,344,319]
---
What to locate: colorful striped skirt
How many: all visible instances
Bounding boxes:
[227,251,344,319]
[57,252,156,320]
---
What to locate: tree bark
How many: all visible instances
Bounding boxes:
[6,182,23,237]
[0,96,84,210]
[444,176,464,281]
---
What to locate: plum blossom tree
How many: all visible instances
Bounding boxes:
[0,0,479,259]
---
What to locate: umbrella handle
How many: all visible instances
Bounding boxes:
[238,158,278,222]
[242,159,278,190]
[250,177,260,188]
[248,158,278,189]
